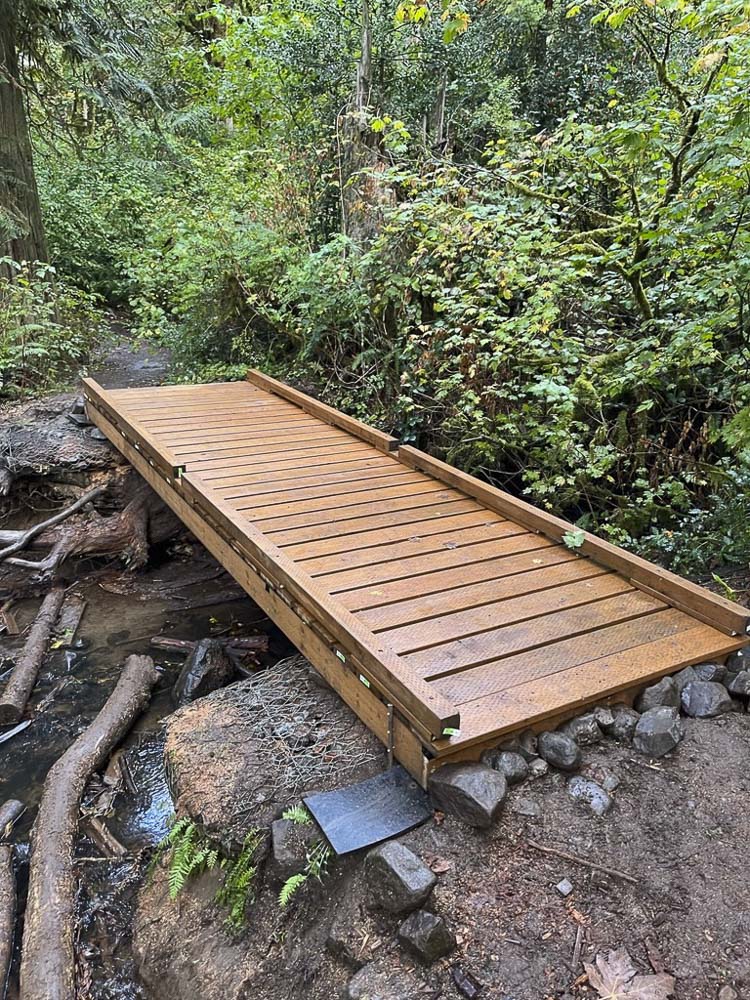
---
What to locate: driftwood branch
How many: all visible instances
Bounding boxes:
[0,588,65,725]
[19,654,160,1000]
[526,839,638,884]
[0,486,105,563]
[150,635,268,654]
[0,846,15,999]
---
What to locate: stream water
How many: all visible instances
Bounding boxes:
[1,540,294,999]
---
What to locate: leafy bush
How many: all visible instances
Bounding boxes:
[0,259,102,395]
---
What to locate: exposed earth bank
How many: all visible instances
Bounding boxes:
[133,672,750,1000]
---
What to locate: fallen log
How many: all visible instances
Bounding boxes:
[19,654,159,1000]
[0,846,14,999]
[151,634,268,654]
[0,801,25,841]
[81,817,127,858]
[0,588,65,725]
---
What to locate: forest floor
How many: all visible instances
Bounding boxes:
[0,331,748,1000]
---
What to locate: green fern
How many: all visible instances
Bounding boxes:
[279,872,308,907]
[281,804,312,825]
[278,840,332,908]
[154,816,220,900]
[216,830,263,929]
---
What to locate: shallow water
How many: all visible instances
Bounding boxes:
[0,559,293,998]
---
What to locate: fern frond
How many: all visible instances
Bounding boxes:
[279,873,307,908]
[282,804,312,825]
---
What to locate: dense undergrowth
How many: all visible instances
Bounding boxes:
[3,0,749,577]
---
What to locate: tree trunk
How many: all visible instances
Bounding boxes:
[0,3,48,272]
[19,654,159,1000]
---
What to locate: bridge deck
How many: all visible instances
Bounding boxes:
[83,372,749,784]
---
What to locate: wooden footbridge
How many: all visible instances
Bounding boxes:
[83,372,750,784]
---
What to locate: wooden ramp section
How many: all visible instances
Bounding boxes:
[83,372,750,784]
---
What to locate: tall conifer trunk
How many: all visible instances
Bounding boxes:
[0,2,48,271]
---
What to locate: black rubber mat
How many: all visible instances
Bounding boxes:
[303,765,432,855]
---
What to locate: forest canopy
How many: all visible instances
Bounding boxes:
[1,0,750,575]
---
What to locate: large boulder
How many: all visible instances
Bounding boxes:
[599,705,640,743]
[567,777,612,816]
[398,910,455,964]
[365,842,436,914]
[164,655,382,847]
[635,677,680,712]
[559,712,603,746]
[727,671,750,698]
[633,706,685,758]
[680,681,735,719]
[480,749,529,785]
[537,732,581,771]
[428,763,507,828]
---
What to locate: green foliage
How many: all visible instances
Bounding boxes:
[278,840,331,909]
[156,817,220,901]
[155,817,263,927]
[281,804,312,825]
[216,830,264,930]
[0,259,101,395]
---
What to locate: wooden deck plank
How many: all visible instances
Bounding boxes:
[190,442,373,474]
[220,467,420,503]
[268,499,484,547]
[381,573,633,653]
[250,489,464,532]
[452,625,745,745]
[432,609,693,707]
[212,456,403,492]
[142,413,320,435]
[335,542,569,612]
[174,428,356,462]
[300,521,527,577]
[357,559,609,631]
[235,479,448,521]
[321,534,545,595]
[407,591,667,680]
[399,445,750,636]
[283,508,504,560]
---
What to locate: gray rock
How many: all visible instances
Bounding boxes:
[428,764,507,828]
[598,768,621,792]
[592,706,614,730]
[512,796,542,818]
[270,818,320,881]
[173,638,235,706]
[567,777,612,816]
[398,909,455,963]
[725,649,750,675]
[693,661,727,684]
[560,712,603,746]
[346,959,426,1000]
[481,749,528,785]
[500,729,539,761]
[599,704,640,743]
[90,426,108,441]
[528,758,549,779]
[680,681,735,718]
[556,878,574,897]
[633,706,685,758]
[365,842,436,914]
[635,676,680,712]
[537,731,582,771]
[673,665,699,694]
[718,987,738,1000]
[727,671,750,697]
